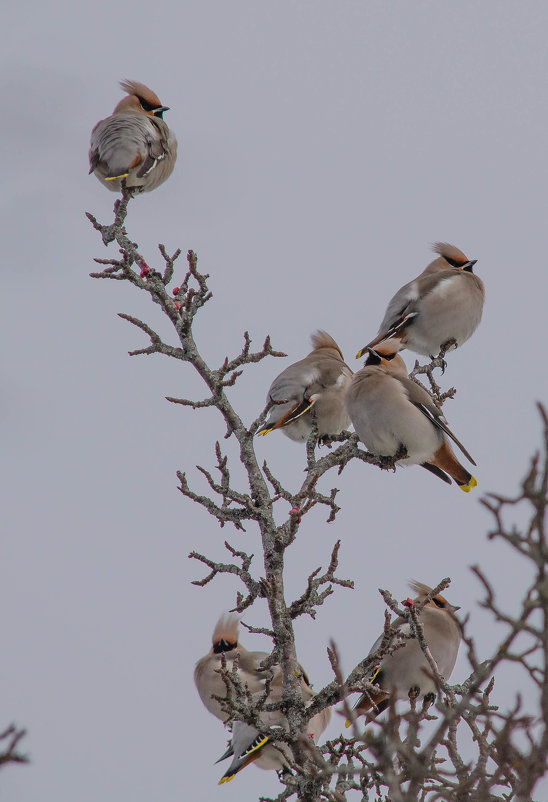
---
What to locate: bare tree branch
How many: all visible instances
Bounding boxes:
[89,194,548,802]
[0,725,28,769]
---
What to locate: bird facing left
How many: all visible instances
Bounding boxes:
[89,80,177,193]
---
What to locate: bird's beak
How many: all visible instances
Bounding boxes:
[462,259,477,272]
[453,605,461,611]
[156,105,170,113]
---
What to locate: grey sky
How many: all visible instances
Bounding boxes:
[2,2,548,800]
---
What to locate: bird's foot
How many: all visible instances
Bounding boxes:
[430,354,448,374]
[438,338,458,368]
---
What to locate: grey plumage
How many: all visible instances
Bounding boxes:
[258,330,353,442]
[195,614,331,784]
[346,341,477,490]
[348,581,461,722]
[89,80,177,193]
[357,243,484,357]
[217,669,331,784]
[194,614,271,723]
[217,672,291,783]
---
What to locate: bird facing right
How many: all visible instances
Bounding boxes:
[89,80,177,193]
[356,242,484,359]
[346,340,477,490]
[347,581,461,723]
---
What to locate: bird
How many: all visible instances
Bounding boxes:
[89,80,177,193]
[346,580,461,723]
[257,330,353,442]
[194,613,273,723]
[346,340,477,490]
[356,243,484,359]
[216,668,331,784]
[194,614,331,784]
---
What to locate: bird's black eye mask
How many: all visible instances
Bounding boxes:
[366,350,397,366]
[446,256,477,273]
[138,96,167,118]
[365,351,381,366]
[445,256,466,268]
[139,96,156,111]
[213,639,237,653]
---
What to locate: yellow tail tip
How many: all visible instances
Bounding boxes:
[355,348,365,360]
[218,775,234,785]
[459,475,478,493]
[344,719,352,729]
[104,173,129,181]
[257,428,272,437]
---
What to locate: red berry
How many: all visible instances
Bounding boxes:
[172,287,180,296]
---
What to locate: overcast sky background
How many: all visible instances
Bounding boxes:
[3,2,548,800]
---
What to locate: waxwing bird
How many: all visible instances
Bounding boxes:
[257,330,353,442]
[346,340,477,491]
[217,670,331,784]
[346,581,461,723]
[356,243,484,358]
[194,614,273,723]
[216,670,291,784]
[89,80,177,193]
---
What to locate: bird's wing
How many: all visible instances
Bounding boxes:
[398,376,476,465]
[361,272,457,354]
[136,119,170,177]
[217,723,270,784]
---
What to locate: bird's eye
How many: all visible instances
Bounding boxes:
[384,353,396,361]
[445,256,465,268]
[433,598,445,609]
[139,96,157,112]
[366,352,381,366]
[213,639,237,654]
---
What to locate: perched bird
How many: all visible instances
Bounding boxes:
[347,581,461,723]
[194,614,331,784]
[346,340,477,491]
[194,614,273,723]
[257,330,353,442]
[217,718,291,783]
[217,669,331,784]
[356,243,484,358]
[89,80,177,193]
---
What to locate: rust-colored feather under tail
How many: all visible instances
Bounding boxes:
[429,441,477,492]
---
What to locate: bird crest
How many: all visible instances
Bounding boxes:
[119,80,163,108]
[310,330,343,358]
[432,242,469,266]
[212,613,240,649]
